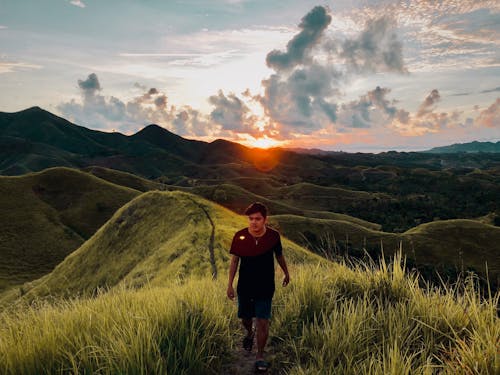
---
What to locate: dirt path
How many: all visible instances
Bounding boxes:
[222,333,280,375]
[187,198,218,279]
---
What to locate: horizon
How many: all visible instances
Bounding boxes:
[0,1,499,152]
[4,104,500,154]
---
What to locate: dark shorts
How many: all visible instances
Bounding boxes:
[237,295,272,319]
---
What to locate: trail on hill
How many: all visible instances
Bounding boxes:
[187,197,218,279]
[223,332,280,375]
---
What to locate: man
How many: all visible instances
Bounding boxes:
[227,202,290,372]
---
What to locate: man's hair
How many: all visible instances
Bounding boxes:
[244,202,268,218]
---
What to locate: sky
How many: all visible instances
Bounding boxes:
[0,0,499,152]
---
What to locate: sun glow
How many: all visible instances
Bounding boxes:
[247,137,282,149]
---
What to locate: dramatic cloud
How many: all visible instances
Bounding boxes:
[254,6,408,137]
[259,64,340,134]
[58,73,216,135]
[266,5,332,71]
[337,86,408,129]
[475,98,500,127]
[208,90,260,135]
[340,16,407,73]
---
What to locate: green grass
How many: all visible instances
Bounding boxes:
[269,215,500,286]
[0,278,233,375]
[0,167,139,291]
[271,257,499,374]
[0,190,321,305]
[0,254,498,374]
[82,166,166,192]
[80,166,383,230]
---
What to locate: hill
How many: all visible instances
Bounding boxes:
[1,191,323,303]
[268,215,500,286]
[0,251,497,374]
[1,107,499,233]
[0,167,139,291]
[82,166,382,229]
[425,140,500,153]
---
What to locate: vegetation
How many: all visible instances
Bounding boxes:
[0,190,320,305]
[0,167,139,291]
[0,254,498,374]
[269,215,500,289]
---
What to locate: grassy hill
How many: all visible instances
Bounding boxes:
[2,191,323,303]
[0,189,498,374]
[0,254,497,374]
[270,214,500,286]
[0,167,139,291]
[82,165,166,192]
[80,166,382,230]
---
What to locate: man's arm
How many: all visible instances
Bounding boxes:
[276,254,290,286]
[227,255,239,300]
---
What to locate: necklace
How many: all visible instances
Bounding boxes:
[250,227,266,245]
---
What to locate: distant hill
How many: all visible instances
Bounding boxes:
[0,167,139,291]
[83,165,383,230]
[1,107,499,233]
[425,141,500,153]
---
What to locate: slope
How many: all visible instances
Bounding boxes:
[78,166,382,230]
[0,167,139,291]
[7,191,323,302]
[270,215,500,285]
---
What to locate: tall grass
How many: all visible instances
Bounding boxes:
[0,278,233,375]
[0,253,498,374]
[271,253,500,374]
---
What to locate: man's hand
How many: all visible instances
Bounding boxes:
[227,285,235,300]
[282,274,290,287]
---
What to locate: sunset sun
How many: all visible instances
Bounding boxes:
[248,137,281,149]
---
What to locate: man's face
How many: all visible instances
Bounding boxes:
[248,212,266,233]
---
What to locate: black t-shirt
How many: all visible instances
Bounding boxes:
[229,226,283,299]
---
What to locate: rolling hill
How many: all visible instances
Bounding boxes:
[0,167,139,291]
[425,140,500,153]
[2,107,499,233]
[82,165,383,229]
[269,215,500,286]
[1,190,323,304]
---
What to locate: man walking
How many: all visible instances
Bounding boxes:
[227,202,290,372]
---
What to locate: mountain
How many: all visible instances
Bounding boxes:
[1,107,499,233]
[425,140,500,153]
[0,167,139,291]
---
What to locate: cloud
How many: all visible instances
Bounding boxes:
[78,73,101,97]
[258,64,341,135]
[58,73,217,135]
[340,16,407,73]
[417,89,440,117]
[69,0,86,8]
[475,98,500,127]
[337,86,408,129]
[172,107,212,136]
[208,90,260,135]
[255,6,407,137]
[0,58,42,74]
[266,5,332,71]
[481,87,500,94]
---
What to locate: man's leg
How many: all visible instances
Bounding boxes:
[255,318,269,360]
[242,318,254,338]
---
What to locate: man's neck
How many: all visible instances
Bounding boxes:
[249,226,266,238]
